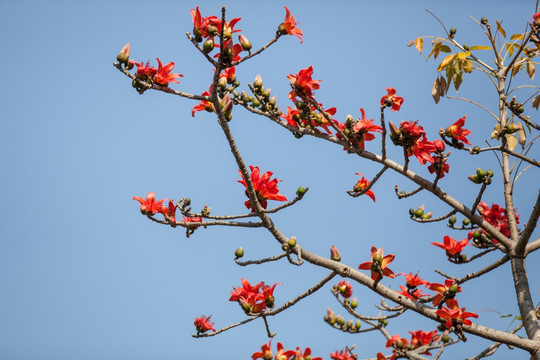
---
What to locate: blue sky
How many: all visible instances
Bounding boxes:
[0,1,538,359]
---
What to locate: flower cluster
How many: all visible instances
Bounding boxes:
[358,246,395,281]
[330,348,356,360]
[229,278,280,314]
[238,166,287,211]
[477,201,519,238]
[397,272,430,300]
[132,192,203,229]
[337,109,383,150]
[130,58,183,87]
[252,340,321,360]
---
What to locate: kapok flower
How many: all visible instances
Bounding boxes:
[193,315,215,333]
[281,106,300,127]
[398,285,428,300]
[275,342,296,360]
[278,7,303,43]
[431,236,469,257]
[252,340,273,360]
[291,347,322,360]
[385,334,409,349]
[154,58,183,86]
[436,298,478,328]
[336,280,353,298]
[133,192,167,216]
[191,86,213,117]
[477,201,519,238]
[445,116,471,145]
[358,246,395,281]
[238,166,287,211]
[160,200,177,223]
[229,278,281,314]
[353,173,376,202]
[409,137,436,165]
[131,60,157,79]
[428,155,450,178]
[398,272,429,288]
[409,330,439,351]
[287,66,321,100]
[381,87,404,112]
[429,279,462,307]
[330,348,356,360]
[180,216,203,229]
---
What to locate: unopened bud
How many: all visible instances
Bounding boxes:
[449,215,457,225]
[288,236,297,248]
[396,340,404,349]
[253,75,263,89]
[481,17,488,25]
[351,297,358,308]
[203,39,214,53]
[449,27,457,35]
[201,205,211,217]
[235,247,244,258]
[330,245,341,262]
[476,168,486,177]
[117,43,131,64]
[462,218,471,226]
[296,186,307,197]
[238,34,252,51]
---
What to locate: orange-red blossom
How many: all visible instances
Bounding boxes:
[358,246,395,281]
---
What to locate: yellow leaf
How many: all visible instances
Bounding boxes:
[496,20,506,38]
[438,54,456,71]
[415,37,423,55]
[506,43,514,56]
[517,121,526,146]
[457,51,471,59]
[532,94,540,110]
[462,60,473,73]
[527,59,535,80]
[469,45,491,50]
[432,77,441,104]
[506,134,517,151]
[510,61,522,79]
[510,33,525,40]
[491,124,501,140]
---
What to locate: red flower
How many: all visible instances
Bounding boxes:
[191,86,213,117]
[154,58,183,86]
[278,7,303,43]
[336,280,353,298]
[180,216,202,229]
[133,192,167,216]
[252,340,273,360]
[193,315,215,333]
[534,12,540,24]
[330,348,356,360]
[398,285,428,300]
[220,66,236,83]
[353,173,376,202]
[385,334,409,349]
[229,278,280,314]
[275,343,297,360]
[381,87,404,112]
[238,166,287,211]
[428,155,450,178]
[291,347,322,360]
[131,60,157,79]
[477,201,519,238]
[352,108,383,149]
[409,329,438,352]
[429,279,462,306]
[287,66,321,100]
[358,246,395,281]
[398,272,429,288]
[436,299,478,328]
[445,116,471,145]
[159,200,177,223]
[281,106,300,127]
[409,137,436,165]
[431,236,469,257]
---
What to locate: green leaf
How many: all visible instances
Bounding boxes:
[515,315,522,321]
[496,20,506,38]
[469,45,491,51]
[439,45,452,53]
[500,314,513,318]
[453,72,463,92]
[510,33,525,40]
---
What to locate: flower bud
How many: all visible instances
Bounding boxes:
[472,146,480,154]
[201,205,211,217]
[415,205,425,217]
[449,284,459,293]
[351,297,358,309]
[207,25,218,36]
[116,43,131,64]
[468,175,482,184]
[346,320,353,329]
[296,186,307,197]
[183,198,191,207]
[486,169,494,177]
[476,168,486,177]
[238,34,252,51]
[462,218,471,226]
[336,315,345,326]
[288,236,297,248]
[396,340,404,349]
[441,332,451,343]
[330,245,341,262]
[449,27,457,35]
[235,247,244,258]
[253,75,263,89]
[203,38,214,53]
[481,17,488,25]
[449,215,457,225]
[433,139,446,152]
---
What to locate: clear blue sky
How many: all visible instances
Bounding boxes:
[0,1,538,359]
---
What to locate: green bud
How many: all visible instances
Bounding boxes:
[235,247,244,258]
[486,169,494,177]
[442,334,450,343]
[449,284,459,293]
[296,186,306,197]
[288,236,297,248]
[449,215,457,225]
[203,39,214,53]
[476,168,486,177]
[252,98,261,107]
[351,297,358,309]
[354,320,361,330]
[481,17,488,25]
[346,320,353,329]
[462,218,471,226]
[409,208,416,216]
[449,27,457,35]
[396,340,404,349]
